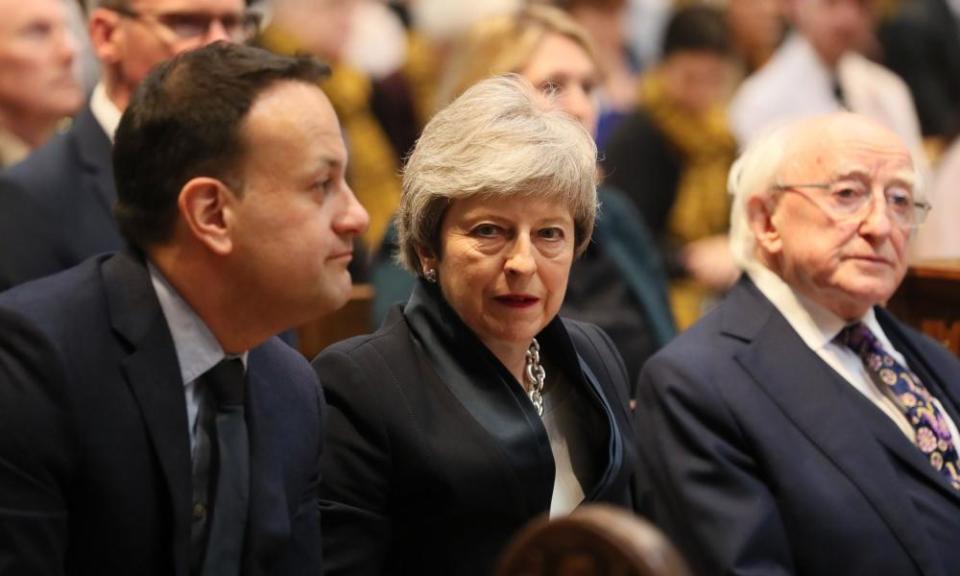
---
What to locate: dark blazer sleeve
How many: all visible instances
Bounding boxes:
[313,344,395,576]
[0,308,78,575]
[0,176,63,292]
[636,348,795,576]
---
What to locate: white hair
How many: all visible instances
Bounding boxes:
[727,120,795,269]
[727,113,925,269]
[397,74,598,274]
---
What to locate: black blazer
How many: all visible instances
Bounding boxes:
[313,280,641,576]
[0,252,324,575]
[636,277,960,576]
[0,105,122,291]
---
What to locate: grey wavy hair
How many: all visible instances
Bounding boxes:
[396,74,598,275]
[727,113,925,269]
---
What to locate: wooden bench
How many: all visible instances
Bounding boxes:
[888,260,960,356]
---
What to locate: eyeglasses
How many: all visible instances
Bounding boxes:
[109,6,262,43]
[772,178,932,229]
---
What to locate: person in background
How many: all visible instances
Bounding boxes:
[729,0,924,157]
[373,4,674,384]
[0,0,256,291]
[725,0,785,75]
[0,41,369,575]
[637,113,960,576]
[315,75,641,576]
[548,0,636,148]
[604,5,739,330]
[0,0,83,167]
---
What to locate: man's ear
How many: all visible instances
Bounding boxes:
[747,194,782,255]
[178,177,237,256]
[89,8,123,64]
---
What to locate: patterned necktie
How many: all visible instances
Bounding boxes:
[839,322,960,490]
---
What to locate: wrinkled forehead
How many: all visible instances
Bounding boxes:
[778,119,915,183]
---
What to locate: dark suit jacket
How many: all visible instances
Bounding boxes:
[314,280,641,576]
[0,251,324,575]
[0,105,122,291]
[636,277,960,576]
[879,0,960,138]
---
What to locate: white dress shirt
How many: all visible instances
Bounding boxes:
[149,263,246,453]
[730,35,925,160]
[89,81,123,143]
[747,262,960,444]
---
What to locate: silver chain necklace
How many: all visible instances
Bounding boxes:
[524,338,546,416]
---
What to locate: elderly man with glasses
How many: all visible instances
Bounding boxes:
[636,112,960,576]
[0,0,258,291]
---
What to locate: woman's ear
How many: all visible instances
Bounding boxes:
[178,177,237,255]
[414,244,437,276]
[748,194,782,256]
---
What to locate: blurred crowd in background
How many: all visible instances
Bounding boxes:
[1,0,958,333]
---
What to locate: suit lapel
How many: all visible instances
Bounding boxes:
[102,251,192,576]
[726,279,945,576]
[243,350,291,569]
[71,106,117,212]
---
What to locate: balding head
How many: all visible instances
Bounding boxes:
[730,113,924,319]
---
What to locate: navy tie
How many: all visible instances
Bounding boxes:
[839,322,960,489]
[201,358,250,575]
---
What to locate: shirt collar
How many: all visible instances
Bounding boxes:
[148,262,247,386]
[89,81,123,143]
[745,261,879,350]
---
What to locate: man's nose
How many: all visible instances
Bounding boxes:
[335,184,370,236]
[859,193,894,238]
[205,19,233,44]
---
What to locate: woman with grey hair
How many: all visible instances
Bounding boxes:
[312,75,641,576]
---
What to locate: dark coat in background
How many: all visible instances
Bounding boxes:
[0,106,122,292]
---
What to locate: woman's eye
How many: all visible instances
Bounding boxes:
[538,227,564,241]
[472,224,502,238]
[539,80,560,97]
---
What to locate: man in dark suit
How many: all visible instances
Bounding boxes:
[637,112,960,576]
[0,42,369,575]
[0,0,257,290]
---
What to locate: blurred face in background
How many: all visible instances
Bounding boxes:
[791,0,874,66]
[91,0,248,109]
[272,0,358,61]
[727,0,784,70]
[519,32,600,134]
[661,49,733,115]
[0,0,83,130]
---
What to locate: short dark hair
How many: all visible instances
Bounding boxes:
[113,42,330,249]
[662,6,732,58]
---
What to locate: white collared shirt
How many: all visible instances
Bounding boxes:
[89,82,123,143]
[730,35,925,160]
[746,263,960,444]
[148,263,247,452]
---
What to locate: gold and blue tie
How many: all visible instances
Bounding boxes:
[839,322,960,490]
